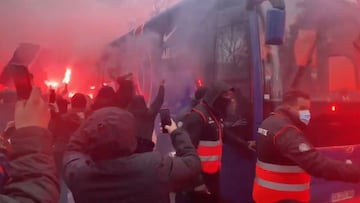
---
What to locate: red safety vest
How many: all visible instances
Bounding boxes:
[253,160,311,203]
[192,107,222,174]
[253,112,312,203]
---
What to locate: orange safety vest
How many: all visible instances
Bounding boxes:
[192,107,222,174]
[253,159,311,203]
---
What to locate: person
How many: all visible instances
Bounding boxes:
[51,93,88,203]
[180,81,234,203]
[92,86,117,110]
[116,72,137,109]
[63,106,201,203]
[0,87,59,202]
[128,80,165,153]
[223,91,256,153]
[253,90,360,203]
[52,93,88,169]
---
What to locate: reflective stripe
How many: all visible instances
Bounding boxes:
[199,140,221,147]
[257,160,305,173]
[255,177,310,192]
[199,155,220,162]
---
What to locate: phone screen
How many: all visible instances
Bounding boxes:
[12,65,32,100]
[159,109,171,133]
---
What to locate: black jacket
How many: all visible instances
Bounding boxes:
[180,81,232,197]
[257,107,360,182]
[63,107,201,203]
[0,127,59,203]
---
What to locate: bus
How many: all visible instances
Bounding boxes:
[102,0,360,202]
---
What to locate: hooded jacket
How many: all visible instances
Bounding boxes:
[180,81,233,198]
[63,107,201,203]
[182,81,233,147]
[0,127,59,203]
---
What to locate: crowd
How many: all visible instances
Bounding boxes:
[0,73,360,203]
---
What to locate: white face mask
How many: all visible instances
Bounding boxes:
[299,110,311,125]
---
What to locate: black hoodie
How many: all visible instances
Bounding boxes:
[63,107,201,203]
[182,81,233,147]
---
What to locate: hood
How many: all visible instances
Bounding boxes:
[77,107,137,161]
[92,86,116,110]
[203,81,233,108]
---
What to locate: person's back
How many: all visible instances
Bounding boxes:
[68,152,173,203]
[63,107,201,203]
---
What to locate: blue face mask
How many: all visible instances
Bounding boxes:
[299,110,311,125]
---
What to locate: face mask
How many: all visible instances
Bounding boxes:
[299,110,311,125]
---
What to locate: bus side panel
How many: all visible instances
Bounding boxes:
[311,145,360,203]
[221,143,256,203]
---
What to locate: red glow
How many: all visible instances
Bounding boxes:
[88,93,94,99]
[68,92,75,98]
[44,80,59,89]
[62,67,72,84]
[197,79,203,87]
[331,105,336,112]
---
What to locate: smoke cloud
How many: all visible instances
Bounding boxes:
[0,0,179,87]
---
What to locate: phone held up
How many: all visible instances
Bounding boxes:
[159,109,171,133]
[12,65,32,100]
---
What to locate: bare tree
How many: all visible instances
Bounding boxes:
[216,23,249,67]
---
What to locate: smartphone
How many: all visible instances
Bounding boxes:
[49,89,56,103]
[12,65,32,100]
[159,109,171,133]
[1,43,40,85]
[10,43,41,66]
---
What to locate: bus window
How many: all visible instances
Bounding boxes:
[259,0,360,147]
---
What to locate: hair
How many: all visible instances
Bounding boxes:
[282,90,310,105]
[71,93,87,109]
[92,86,116,110]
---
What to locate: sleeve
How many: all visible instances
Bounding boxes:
[223,126,249,148]
[149,85,165,115]
[161,129,201,192]
[62,130,93,194]
[274,127,360,183]
[181,112,204,148]
[0,127,60,203]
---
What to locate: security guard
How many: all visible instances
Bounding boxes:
[253,90,360,203]
[180,81,234,203]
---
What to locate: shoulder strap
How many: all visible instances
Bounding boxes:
[273,124,302,144]
[192,108,207,123]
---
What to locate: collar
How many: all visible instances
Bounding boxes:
[274,107,307,130]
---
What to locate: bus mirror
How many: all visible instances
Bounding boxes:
[265,8,285,45]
